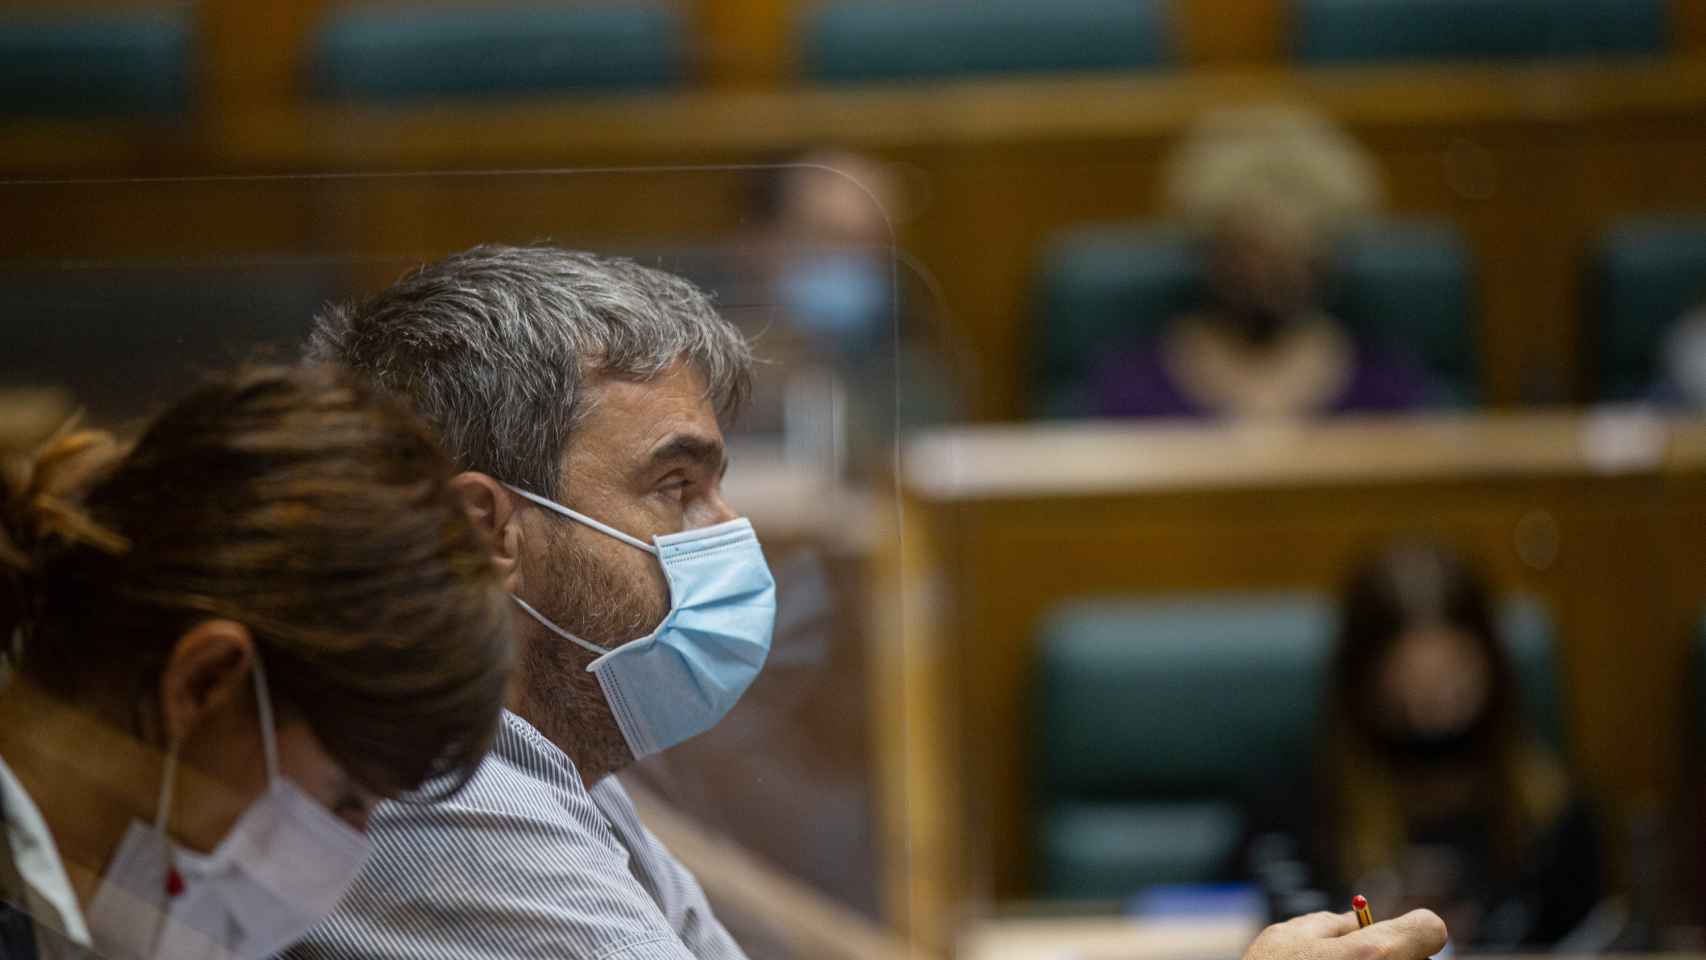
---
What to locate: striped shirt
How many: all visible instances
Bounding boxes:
[284,711,746,960]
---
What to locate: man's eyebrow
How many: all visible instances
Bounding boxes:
[644,434,726,473]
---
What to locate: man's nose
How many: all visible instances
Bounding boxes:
[689,488,740,529]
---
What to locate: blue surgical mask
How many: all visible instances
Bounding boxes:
[777,252,889,346]
[504,484,776,759]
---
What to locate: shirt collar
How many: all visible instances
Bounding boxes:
[0,755,92,947]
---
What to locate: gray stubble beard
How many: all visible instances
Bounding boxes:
[516,520,666,782]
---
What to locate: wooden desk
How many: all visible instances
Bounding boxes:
[878,413,1706,951]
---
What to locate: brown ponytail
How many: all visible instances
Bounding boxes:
[9,365,512,801]
[0,421,129,652]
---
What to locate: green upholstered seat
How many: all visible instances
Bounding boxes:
[1032,221,1475,417]
[1296,0,1668,64]
[1038,802,1245,897]
[0,11,190,116]
[801,0,1170,85]
[1032,593,1562,898]
[1591,219,1706,403]
[312,3,683,101]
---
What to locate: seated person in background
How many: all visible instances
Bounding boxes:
[749,150,963,476]
[0,365,512,960]
[1236,540,1602,949]
[1093,106,1434,420]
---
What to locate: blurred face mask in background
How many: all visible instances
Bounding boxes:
[505,484,776,760]
[776,252,889,348]
[85,657,371,960]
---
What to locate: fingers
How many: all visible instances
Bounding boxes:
[1284,911,1360,939]
[1332,910,1449,960]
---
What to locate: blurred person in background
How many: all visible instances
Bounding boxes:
[748,150,961,478]
[1092,106,1434,420]
[758,149,895,360]
[0,365,512,960]
[1237,540,1601,949]
[293,244,1447,960]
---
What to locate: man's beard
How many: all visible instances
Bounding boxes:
[516,521,667,782]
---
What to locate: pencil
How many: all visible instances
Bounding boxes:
[1352,894,1373,929]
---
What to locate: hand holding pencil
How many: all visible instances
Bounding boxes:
[1237,897,1445,960]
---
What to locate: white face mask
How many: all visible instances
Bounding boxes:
[85,658,372,960]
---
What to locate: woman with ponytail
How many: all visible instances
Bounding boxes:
[0,365,512,960]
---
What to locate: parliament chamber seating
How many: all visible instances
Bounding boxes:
[311,2,687,100]
[0,8,190,117]
[6,7,1706,945]
[1031,593,1563,899]
[1295,0,1669,65]
[1031,222,1476,417]
[800,0,1171,84]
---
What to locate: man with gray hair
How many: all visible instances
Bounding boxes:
[285,244,1448,960]
[286,245,762,960]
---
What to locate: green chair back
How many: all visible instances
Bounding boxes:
[1591,219,1706,402]
[802,0,1170,85]
[313,2,684,100]
[0,11,189,116]
[1296,0,1667,64]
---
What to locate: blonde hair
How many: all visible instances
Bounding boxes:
[1163,105,1383,246]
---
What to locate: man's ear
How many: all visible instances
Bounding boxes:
[158,620,255,745]
[451,471,523,590]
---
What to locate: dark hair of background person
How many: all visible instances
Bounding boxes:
[0,364,513,801]
[1323,539,1566,880]
[305,245,753,501]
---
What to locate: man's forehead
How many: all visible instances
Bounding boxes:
[575,364,724,460]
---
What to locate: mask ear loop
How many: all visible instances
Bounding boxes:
[248,653,281,787]
[502,483,660,556]
[502,483,663,663]
[511,595,611,658]
[145,652,278,909]
[152,741,179,836]
[154,737,186,901]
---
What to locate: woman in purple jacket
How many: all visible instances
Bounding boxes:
[1092,107,1434,420]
